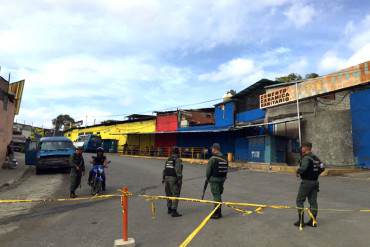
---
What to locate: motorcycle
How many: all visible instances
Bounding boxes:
[90,161,110,195]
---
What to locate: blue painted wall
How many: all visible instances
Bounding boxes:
[234,137,249,161]
[234,135,287,163]
[351,89,370,168]
[215,101,235,128]
[235,136,266,162]
[236,109,265,123]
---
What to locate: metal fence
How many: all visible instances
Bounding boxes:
[121,145,210,159]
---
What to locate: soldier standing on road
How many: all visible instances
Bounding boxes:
[162,147,183,217]
[70,146,85,198]
[206,143,228,219]
[295,142,325,228]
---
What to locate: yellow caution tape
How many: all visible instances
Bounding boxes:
[3,189,370,247]
[0,194,120,204]
[306,209,318,227]
[2,192,370,215]
[255,207,265,214]
[226,205,254,215]
[299,210,304,231]
[151,200,156,219]
[179,203,221,247]
[140,195,218,205]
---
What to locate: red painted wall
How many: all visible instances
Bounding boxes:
[155,113,178,148]
[156,114,178,132]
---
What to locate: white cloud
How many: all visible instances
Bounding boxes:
[0,0,293,59]
[287,57,308,74]
[284,2,316,28]
[347,15,370,50]
[319,52,346,71]
[199,58,265,86]
[318,15,370,72]
[346,44,370,67]
[9,54,198,126]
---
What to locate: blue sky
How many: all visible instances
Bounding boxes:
[0,0,369,127]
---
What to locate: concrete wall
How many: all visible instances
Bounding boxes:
[266,90,355,166]
[302,110,354,165]
[0,98,15,165]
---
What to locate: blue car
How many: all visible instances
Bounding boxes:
[25,136,75,174]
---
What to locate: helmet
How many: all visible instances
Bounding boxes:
[97,147,104,153]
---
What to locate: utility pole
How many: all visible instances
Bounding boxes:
[295,80,302,146]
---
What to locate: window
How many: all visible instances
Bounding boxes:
[41,141,74,150]
[77,135,89,142]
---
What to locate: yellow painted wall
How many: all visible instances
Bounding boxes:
[64,119,156,151]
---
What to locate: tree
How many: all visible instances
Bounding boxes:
[305,73,319,79]
[52,114,75,132]
[276,73,303,83]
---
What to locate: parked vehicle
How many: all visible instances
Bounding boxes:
[11,130,27,152]
[73,134,102,152]
[25,136,75,174]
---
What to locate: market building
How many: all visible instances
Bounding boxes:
[65,114,156,153]
[261,60,370,167]
[64,60,370,168]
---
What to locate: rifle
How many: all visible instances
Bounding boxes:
[201,180,209,200]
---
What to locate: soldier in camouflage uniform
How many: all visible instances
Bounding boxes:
[162,147,183,217]
[206,143,228,219]
[70,146,85,198]
[295,142,325,228]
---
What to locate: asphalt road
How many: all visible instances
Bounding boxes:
[1,154,370,247]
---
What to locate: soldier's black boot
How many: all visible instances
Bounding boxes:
[70,192,76,198]
[171,210,182,217]
[167,208,173,214]
[305,219,318,227]
[306,212,318,227]
[211,207,222,219]
[294,210,304,227]
[218,207,223,218]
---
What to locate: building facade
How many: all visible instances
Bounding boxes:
[0,77,24,165]
[65,116,156,152]
[261,60,370,167]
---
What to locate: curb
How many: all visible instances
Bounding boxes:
[118,154,365,177]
